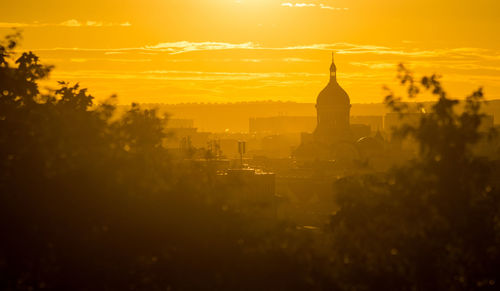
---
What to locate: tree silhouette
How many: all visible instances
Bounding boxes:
[0,33,316,291]
[327,64,500,290]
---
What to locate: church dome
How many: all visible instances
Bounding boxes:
[316,54,350,108]
[316,81,350,107]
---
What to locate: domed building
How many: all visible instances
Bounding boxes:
[295,54,355,161]
[314,54,351,143]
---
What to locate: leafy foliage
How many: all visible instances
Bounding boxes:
[0,33,313,291]
[328,64,500,290]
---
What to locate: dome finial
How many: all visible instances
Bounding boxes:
[330,51,337,81]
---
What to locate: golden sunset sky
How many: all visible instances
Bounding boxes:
[2,0,499,104]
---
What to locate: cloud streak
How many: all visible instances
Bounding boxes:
[281,3,349,10]
[30,41,497,61]
[0,20,131,28]
[28,41,500,69]
[69,58,152,63]
[50,70,326,82]
[144,41,257,54]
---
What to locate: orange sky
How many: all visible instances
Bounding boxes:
[1,0,499,104]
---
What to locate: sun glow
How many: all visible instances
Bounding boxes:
[2,0,499,104]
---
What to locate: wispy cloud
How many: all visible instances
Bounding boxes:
[144,41,257,54]
[242,59,263,63]
[282,3,316,7]
[281,3,349,10]
[104,51,126,55]
[283,57,319,62]
[69,58,152,63]
[28,41,500,62]
[350,62,396,69]
[51,70,324,81]
[319,4,349,10]
[30,42,396,55]
[0,20,131,28]
[144,42,499,60]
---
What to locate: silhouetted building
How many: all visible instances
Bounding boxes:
[295,54,357,161]
[260,134,301,158]
[350,124,371,141]
[249,116,316,134]
[164,127,211,150]
[314,54,351,143]
[350,115,383,132]
[166,118,194,129]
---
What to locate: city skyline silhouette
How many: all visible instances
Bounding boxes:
[1,2,500,290]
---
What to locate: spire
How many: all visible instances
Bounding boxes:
[330,52,337,82]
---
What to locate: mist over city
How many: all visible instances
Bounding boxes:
[1,1,500,290]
